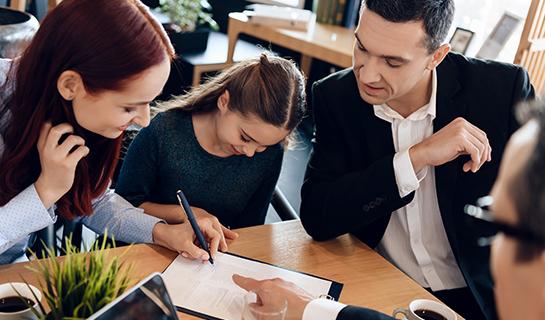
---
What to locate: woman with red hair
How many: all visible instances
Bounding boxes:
[0,0,226,264]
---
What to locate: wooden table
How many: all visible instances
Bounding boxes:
[164,12,355,86]
[227,12,355,77]
[7,0,61,12]
[0,221,462,319]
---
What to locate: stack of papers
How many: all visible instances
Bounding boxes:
[243,5,316,31]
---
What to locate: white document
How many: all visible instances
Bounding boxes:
[162,252,338,320]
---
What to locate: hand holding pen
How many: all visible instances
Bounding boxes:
[175,190,238,264]
[176,190,215,264]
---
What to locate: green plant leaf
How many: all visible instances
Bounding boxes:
[160,0,218,32]
[25,232,133,319]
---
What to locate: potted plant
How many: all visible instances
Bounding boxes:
[20,234,133,319]
[159,0,219,53]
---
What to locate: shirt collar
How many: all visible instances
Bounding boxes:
[373,69,437,123]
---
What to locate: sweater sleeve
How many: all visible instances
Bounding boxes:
[115,119,160,207]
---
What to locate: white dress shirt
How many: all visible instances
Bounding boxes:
[375,70,466,291]
[303,298,346,320]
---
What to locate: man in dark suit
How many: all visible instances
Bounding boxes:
[294,0,533,319]
[233,100,545,320]
[234,103,545,316]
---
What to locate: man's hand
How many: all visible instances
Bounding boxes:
[410,117,492,173]
[233,274,313,320]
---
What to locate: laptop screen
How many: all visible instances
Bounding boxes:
[89,273,179,320]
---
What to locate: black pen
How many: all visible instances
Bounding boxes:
[176,190,214,265]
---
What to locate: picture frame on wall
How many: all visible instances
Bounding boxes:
[476,12,522,60]
[449,27,475,55]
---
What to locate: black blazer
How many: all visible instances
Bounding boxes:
[337,306,394,320]
[300,53,535,320]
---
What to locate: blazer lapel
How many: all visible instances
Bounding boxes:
[434,54,468,253]
[361,103,396,160]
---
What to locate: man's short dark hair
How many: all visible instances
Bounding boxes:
[511,99,545,262]
[362,0,455,53]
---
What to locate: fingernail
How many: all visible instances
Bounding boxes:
[181,252,188,258]
[202,254,209,260]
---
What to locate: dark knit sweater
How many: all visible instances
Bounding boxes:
[116,109,283,228]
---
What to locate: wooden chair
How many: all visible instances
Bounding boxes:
[515,0,545,95]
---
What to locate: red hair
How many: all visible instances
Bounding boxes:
[0,0,175,219]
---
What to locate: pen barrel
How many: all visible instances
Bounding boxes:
[177,191,210,252]
[188,216,209,251]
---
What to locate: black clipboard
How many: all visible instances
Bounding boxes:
[163,252,344,320]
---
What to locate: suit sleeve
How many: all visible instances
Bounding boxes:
[508,67,535,135]
[303,299,394,320]
[337,306,395,320]
[300,81,413,242]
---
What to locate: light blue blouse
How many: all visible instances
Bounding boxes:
[0,58,162,264]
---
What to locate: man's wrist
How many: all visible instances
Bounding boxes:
[409,143,427,173]
[393,150,422,198]
[302,298,346,320]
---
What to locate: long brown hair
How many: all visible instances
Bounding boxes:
[0,0,175,219]
[163,53,306,132]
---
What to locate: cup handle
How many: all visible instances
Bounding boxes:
[393,307,410,320]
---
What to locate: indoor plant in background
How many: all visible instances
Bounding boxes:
[20,234,132,319]
[159,0,219,53]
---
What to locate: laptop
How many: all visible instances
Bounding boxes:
[88,272,179,320]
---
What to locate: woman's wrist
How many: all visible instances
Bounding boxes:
[34,176,61,209]
[152,221,167,246]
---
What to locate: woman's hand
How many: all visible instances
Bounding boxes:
[158,204,240,248]
[191,206,239,252]
[34,122,89,208]
[152,218,228,261]
[161,205,240,246]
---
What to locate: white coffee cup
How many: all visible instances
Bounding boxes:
[393,299,456,320]
[0,282,42,320]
